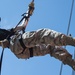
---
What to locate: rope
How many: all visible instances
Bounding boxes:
[0,0,35,75]
[67,0,74,35]
[0,48,4,75]
[0,17,1,22]
[59,0,74,75]
[59,63,63,75]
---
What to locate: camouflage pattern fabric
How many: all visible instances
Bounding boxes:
[22,28,75,47]
[8,28,75,70]
[9,28,75,57]
[10,43,75,70]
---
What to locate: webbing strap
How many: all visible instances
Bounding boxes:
[19,37,26,53]
[29,47,33,57]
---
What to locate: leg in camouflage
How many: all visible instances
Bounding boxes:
[14,44,50,59]
[22,28,75,47]
[31,44,50,56]
[29,44,75,70]
[48,46,75,70]
[11,43,75,70]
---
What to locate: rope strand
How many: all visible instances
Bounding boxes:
[0,48,4,75]
[67,0,74,35]
[72,50,75,75]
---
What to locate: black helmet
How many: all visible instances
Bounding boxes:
[0,28,11,41]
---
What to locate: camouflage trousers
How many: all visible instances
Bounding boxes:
[22,28,75,47]
[9,28,75,70]
[12,44,75,70]
[9,28,75,56]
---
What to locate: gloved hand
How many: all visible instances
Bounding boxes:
[1,39,9,48]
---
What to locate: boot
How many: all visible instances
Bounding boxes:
[62,35,75,46]
[49,46,75,70]
[63,56,75,70]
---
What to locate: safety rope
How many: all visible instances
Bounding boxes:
[0,0,35,75]
[59,0,74,75]
[0,17,1,22]
[0,48,4,75]
[0,17,2,75]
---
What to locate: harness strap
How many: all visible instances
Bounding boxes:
[29,47,33,57]
[19,36,27,53]
[19,36,33,57]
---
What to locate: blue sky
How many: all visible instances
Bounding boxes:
[0,0,75,75]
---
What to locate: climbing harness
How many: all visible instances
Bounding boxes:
[7,0,35,39]
[18,0,35,58]
[0,0,35,75]
[29,47,33,57]
[0,17,1,22]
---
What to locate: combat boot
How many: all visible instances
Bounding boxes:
[63,56,75,70]
[62,35,75,46]
[49,46,75,70]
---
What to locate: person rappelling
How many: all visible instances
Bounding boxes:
[0,0,75,70]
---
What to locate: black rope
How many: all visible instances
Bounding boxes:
[0,0,35,75]
[67,0,74,35]
[59,0,74,75]
[0,17,1,22]
[0,48,4,75]
[59,63,63,75]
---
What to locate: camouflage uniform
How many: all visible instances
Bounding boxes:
[17,28,75,47]
[8,28,75,70]
[9,44,75,70]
